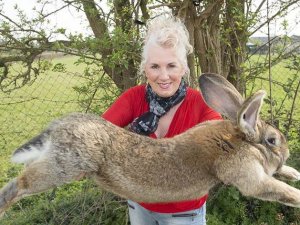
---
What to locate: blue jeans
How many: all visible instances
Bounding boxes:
[127,200,206,225]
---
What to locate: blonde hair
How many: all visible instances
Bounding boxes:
[139,16,193,78]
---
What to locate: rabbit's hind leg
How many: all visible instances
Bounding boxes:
[0,159,84,217]
[0,178,18,217]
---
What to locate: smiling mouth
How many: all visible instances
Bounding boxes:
[158,82,171,89]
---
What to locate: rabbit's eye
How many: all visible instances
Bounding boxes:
[266,137,277,146]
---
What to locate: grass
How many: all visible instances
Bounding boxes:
[0,180,128,225]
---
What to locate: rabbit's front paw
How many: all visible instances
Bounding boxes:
[292,170,300,181]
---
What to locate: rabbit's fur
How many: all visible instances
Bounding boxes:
[1,73,300,217]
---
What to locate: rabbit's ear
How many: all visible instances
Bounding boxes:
[237,90,266,141]
[199,73,244,120]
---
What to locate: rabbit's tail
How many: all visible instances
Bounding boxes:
[11,130,51,164]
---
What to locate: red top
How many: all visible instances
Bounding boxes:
[102,84,222,213]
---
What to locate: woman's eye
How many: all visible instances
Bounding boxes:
[151,65,158,69]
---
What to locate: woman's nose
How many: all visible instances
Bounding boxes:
[159,68,169,79]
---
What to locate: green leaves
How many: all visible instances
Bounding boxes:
[52,62,67,73]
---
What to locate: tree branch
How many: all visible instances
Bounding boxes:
[80,0,109,38]
[35,1,74,21]
[148,2,180,10]
[285,76,300,135]
[196,0,224,23]
[140,0,150,20]
[250,0,300,36]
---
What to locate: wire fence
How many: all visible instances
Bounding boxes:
[0,56,85,181]
[245,54,300,136]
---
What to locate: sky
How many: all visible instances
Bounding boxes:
[1,0,91,38]
[1,0,300,38]
[250,0,300,37]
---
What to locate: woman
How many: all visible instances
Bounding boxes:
[102,16,221,225]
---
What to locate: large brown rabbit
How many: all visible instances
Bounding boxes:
[0,73,300,217]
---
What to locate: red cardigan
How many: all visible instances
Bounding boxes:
[102,84,222,213]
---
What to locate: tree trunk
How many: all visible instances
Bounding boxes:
[223,0,247,94]
[81,0,138,91]
[176,0,225,88]
[176,0,247,94]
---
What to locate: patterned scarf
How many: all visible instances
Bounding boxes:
[130,80,187,136]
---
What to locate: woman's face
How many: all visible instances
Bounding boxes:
[145,44,185,98]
